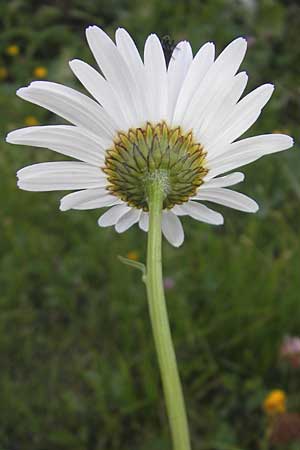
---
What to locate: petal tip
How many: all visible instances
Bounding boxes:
[59,201,68,212]
[114,224,122,233]
[287,136,294,147]
[146,33,159,44]
[85,25,101,39]
[16,87,28,98]
[228,36,247,50]
[237,36,247,45]
[6,132,14,143]
[246,200,259,213]
[116,27,126,34]
[172,240,184,248]
[274,134,294,149]
[216,215,224,225]
[86,25,98,32]
[16,179,28,191]
[97,216,106,227]
[262,83,275,95]
[207,41,215,50]
[69,59,78,66]
[237,172,245,182]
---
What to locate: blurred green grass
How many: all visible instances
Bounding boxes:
[0,0,300,449]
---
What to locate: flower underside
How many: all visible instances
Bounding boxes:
[104,122,208,211]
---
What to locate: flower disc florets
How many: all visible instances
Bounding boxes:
[104,122,208,211]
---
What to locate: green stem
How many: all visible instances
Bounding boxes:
[145,182,191,450]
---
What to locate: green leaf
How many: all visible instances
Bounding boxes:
[118,255,146,281]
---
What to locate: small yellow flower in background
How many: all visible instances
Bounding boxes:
[6,44,20,56]
[0,67,8,80]
[126,251,139,261]
[263,390,287,415]
[33,66,48,78]
[24,116,39,126]
[273,129,290,135]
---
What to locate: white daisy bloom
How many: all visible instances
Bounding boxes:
[7,26,293,247]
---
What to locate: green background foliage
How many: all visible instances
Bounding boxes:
[0,0,299,449]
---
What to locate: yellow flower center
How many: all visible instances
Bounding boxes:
[104,122,208,211]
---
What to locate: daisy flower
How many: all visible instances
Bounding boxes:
[7,27,294,450]
[6,27,293,247]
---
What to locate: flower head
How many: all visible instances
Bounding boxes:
[33,66,48,79]
[24,116,39,126]
[0,67,8,80]
[263,390,287,416]
[6,44,19,56]
[126,250,139,261]
[6,27,293,246]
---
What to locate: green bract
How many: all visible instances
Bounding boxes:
[104,122,208,211]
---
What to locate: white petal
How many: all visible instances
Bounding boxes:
[115,28,144,73]
[7,125,108,166]
[98,204,131,227]
[182,37,247,131]
[171,205,187,216]
[86,26,144,127]
[17,162,106,191]
[139,211,149,232]
[144,34,168,123]
[167,41,193,122]
[162,211,184,247]
[17,81,116,140]
[213,37,247,74]
[115,208,141,233]
[74,196,121,210]
[207,84,274,151]
[201,172,244,189]
[115,28,149,123]
[194,188,259,212]
[207,134,293,179]
[196,71,248,146]
[179,201,224,225]
[172,42,215,126]
[69,59,127,130]
[60,188,117,211]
